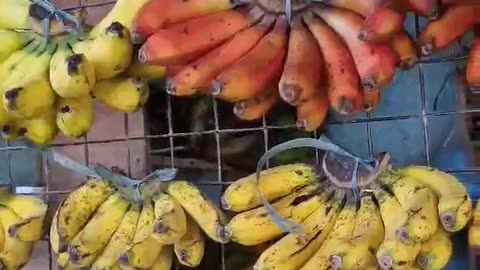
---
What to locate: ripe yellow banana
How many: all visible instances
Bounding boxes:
[50,42,96,98]
[133,200,155,244]
[380,171,438,243]
[222,164,317,212]
[3,72,55,119]
[55,179,114,252]
[469,201,480,247]
[92,77,150,113]
[90,0,151,36]
[226,184,325,246]
[50,205,61,254]
[0,30,33,62]
[399,166,472,232]
[301,194,358,270]
[17,106,57,145]
[254,189,345,270]
[152,193,187,244]
[119,236,164,269]
[56,95,94,139]
[150,246,174,270]
[416,227,452,270]
[167,181,229,243]
[375,188,420,269]
[74,22,133,80]
[174,217,205,267]
[0,101,11,127]
[68,193,130,268]
[0,38,41,82]
[91,204,141,270]
[0,0,30,30]
[0,206,33,270]
[127,58,166,80]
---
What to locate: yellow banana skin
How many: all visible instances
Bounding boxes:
[0,101,11,127]
[375,188,420,269]
[301,194,358,270]
[399,166,472,232]
[50,204,61,254]
[74,22,132,80]
[469,201,480,247]
[150,246,174,270]
[127,59,166,80]
[119,236,164,269]
[0,38,41,83]
[0,206,33,270]
[0,0,30,30]
[152,193,187,244]
[133,200,155,244]
[56,95,94,139]
[227,184,324,246]
[381,171,438,243]
[55,179,114,252]
[91,204,141,270]
[174,217,205,267]
[92,77,150,113]
[50,43,96,98]
[3,73,55,119]
[222,164,317,212]
[68,193,130,268]
[254,189,345,270]
[18,106,57,145]
[416,227,452,270]
[0,30,32,62]
[167,181,229,243]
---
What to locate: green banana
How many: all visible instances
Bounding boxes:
[56,95,94,139]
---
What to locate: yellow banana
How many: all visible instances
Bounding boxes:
[0,38,41,82]
[0,30,32,62]
[68,193,130,268]
[56,95,94,139]
[152,193,187,244]
[50,204,61,254]
[226,184,325,246]
[416,227,452,270]
[150,246,174,270]
[399,166,472,232]
[375,188,420,269]
[127,58,166,80]
[17,106,57,145]
[55,179,114,252]
[49,42,96,98]
[222,164,317,212]
[0,0,30,30]
[92,77,150,113]
[0,101,11,127]
[469,201,480,247]
[254,189,345,270]
[133,200,155,244]
[91,204,141,270]
[73,22,132,80]
[90,0,151,36]
[167,181,229,243]
[380,171,438,243]
[57,251,69,268]
[0,206,33,270]
[301,194,358,270]
[174,217,205,267]
[3,72,55,119]
[119,236,164,269]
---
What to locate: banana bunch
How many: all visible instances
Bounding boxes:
[49,178,228,269]
[223,163,470,270]
[0,0,165,146]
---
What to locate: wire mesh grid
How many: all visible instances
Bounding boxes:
[0,1,479,269]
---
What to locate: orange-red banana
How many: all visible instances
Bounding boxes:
[467,26,480,92]
[401,0,439,19]
[132,0,237,42]
[324,0,405,43]
[139,8,259,66]
[313,5,396,111]
[303,12,362,115]
[278,16,323,105]
[211,16,288,102]
[296,91,329,132]
[419,5,480,56]
[390,30,418,70]
[233,89,280,120]
[166,13,273,97]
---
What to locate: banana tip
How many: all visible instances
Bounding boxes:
[378,255,393,269]
[4,88,20,101]
[361,78,377,92]
[328,255,342,269]
[217,225,232,243]
[398,58,417,70]
[279,84,300,105]
[441,212,455,231]
[68,247,81,264]
[220,196,231,210]
[7,226,17,238]
[233,102,246,117]
[211,80,224,96]
[417,255,429,267]
[165,79,176,95]
[338,97,354,115]
[118,253,129,266]
[296,119,307,129]
[130,31,145,45]
[358,29,369,41]
[138,47,148,64]
[153,221,167,233]
[395,227,409,243]
[421,42,433,56]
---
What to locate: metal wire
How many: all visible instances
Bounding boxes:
[1,1,479,269]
